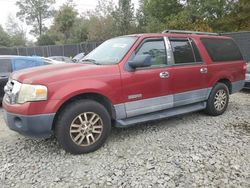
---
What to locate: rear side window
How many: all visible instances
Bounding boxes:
[0,59,11,73]
[201,38,243,62]
[170,39,195,64]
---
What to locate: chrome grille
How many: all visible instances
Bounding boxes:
[4,80,21,104]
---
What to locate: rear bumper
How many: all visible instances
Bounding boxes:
[3,110,55,138]
[231,80,245,93]
[244,81,250,89]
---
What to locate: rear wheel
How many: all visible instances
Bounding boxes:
[55,99,111,154]
[205,83,229,116]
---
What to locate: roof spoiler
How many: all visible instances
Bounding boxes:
[162,30,219,36]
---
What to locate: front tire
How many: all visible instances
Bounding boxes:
[205,83,229,116]
[55,99,111,154]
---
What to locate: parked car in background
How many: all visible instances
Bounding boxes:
[43,57,66,64]
[72,52,85,63]
[0,56,64,101]
[244,62,250,89]
[48,56,73,63]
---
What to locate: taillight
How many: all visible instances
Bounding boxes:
[243,63,246,71]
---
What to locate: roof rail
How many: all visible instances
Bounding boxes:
[162,30,219,36]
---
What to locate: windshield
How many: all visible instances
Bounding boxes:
[247,63,250,73]
[81,36,138,65]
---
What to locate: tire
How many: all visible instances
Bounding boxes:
[55,99,111,154]
[205,83,229,116]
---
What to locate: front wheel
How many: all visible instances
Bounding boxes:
[55,100,111,154]
[205,83,229,116]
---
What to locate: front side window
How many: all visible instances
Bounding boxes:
[170,39,195,64]
[135,39,167,67]
[201,38,243,62]
[81,37,138,65]
[0,59,11,73]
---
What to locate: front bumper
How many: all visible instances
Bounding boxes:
[3,110,55,138]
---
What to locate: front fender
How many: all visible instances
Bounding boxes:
[47,77,123,112]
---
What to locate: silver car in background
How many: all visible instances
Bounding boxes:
[244,63,250,89]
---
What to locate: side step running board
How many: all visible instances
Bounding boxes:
[115,102,206,127]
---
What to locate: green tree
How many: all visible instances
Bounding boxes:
[6,15,27,46]
[37,34,56,46]
[145,0,183,21]
[70,18,88,43]
[84,0,116,41]
[221,0,250,31]
[138,0,183,32]
[54,1,78,43]
[0,25,11,47]
[112,0,135,35]
[16,0,55,37]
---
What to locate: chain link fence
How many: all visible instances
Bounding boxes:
[222,32,250,62]
[0,42,102,57]
[1,32,250,61]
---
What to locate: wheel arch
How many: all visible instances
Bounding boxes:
[216,78,232,94]
[52,92,116,130]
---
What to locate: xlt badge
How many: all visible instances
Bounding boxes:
[128,94,142,100]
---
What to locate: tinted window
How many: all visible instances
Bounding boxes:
[0,59,11,73]
[135,39,167,66]
[201,38,243,62]
[190,40,202,62]
[170,39,195,64]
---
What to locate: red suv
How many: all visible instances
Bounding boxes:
[3,30,246,154]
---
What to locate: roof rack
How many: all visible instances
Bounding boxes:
[162,30,219,36]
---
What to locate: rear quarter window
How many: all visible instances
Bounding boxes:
[201,38,243,62]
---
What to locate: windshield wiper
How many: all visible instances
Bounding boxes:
[81,59,101,65]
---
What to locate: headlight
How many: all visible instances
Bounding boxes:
[17,84,48,104]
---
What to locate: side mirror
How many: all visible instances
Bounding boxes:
[128,55,151,69]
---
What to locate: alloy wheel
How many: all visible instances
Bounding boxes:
[70,112,103,146]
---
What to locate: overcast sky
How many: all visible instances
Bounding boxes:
[0,0,139,40]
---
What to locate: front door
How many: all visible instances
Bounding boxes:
[120,37,173,118]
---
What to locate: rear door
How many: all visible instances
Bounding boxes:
[0,58,12,99]
[167,37,210,107]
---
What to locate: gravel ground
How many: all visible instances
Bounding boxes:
[0,91,249,188]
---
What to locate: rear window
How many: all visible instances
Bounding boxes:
[201,38,243,62]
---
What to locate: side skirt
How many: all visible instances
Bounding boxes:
[114,101,206,128]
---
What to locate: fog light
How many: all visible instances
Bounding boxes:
[14,117,22,128]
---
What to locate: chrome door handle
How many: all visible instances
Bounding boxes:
[159,72,169,78]
[200,68,208,74]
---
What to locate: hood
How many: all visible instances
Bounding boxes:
[11,63,119,85]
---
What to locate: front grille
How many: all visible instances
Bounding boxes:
[4,80,20,104]
[4,81,14,103]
